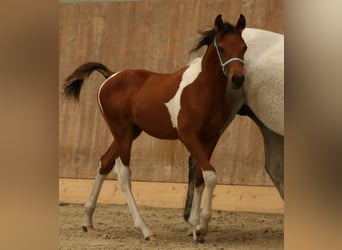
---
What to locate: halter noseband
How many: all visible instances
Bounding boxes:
[213,36,245,77]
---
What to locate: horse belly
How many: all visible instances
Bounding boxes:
[245,63,284,135]
[244,29,284,135]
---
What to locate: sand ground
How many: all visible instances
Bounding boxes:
[59,203,283,249]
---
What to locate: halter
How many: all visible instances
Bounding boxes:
[213,36,245,77]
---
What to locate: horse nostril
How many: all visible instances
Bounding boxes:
[232,75,245,88]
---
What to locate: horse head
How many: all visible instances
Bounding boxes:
[214,14,247,89]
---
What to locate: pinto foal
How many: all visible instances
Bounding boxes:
[64,14,247,242]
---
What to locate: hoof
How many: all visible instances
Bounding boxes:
[144,234,157,241]
[195,236,205,244]
[82,225,94,232]
[196,238,205,245]
[191,231,205,244]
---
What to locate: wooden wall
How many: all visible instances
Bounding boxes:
[59,0,283,185]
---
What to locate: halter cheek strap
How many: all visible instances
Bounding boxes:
[213,36,245,76]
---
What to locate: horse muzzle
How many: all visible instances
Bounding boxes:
[231,74,245,89]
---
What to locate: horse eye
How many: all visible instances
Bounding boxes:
[218,47,224,53]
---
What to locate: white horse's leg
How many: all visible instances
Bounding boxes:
[115,157,155,240]
[83,164,106,231]
[199,171,217,236]
[188,184,204,240]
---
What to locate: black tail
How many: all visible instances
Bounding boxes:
[63,62,114,100]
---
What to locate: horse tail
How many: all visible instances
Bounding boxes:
[63,62,114,100]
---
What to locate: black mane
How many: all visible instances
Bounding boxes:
[191,22,235,52]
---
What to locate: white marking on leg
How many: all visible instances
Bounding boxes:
[199,170,217,236]
[83,164,106,228]
[97,71,122,114]
[165,57,202,128]
[114,157,154,239]
[188,184,204,240]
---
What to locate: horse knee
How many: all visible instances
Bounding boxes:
[98,161,115,175]
[98,141,118,175]
[114,158,131,192]
[202,171,217,187]
[194,169,204,187]
[99,152,117,175]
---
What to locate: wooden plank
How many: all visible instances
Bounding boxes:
[59,178,284,214]
[59,0,283,185]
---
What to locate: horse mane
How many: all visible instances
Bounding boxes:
[191,22,236,52]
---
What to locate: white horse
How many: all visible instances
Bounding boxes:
[243,28,284,135]
[239,28,284,197]
[184,28,284,242]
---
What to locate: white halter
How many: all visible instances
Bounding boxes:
[213,36,245,76]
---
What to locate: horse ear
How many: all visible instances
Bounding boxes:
[215,14,224,31]
[236,14,246,34]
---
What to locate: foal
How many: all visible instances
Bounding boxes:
[63,14,247,242]
[184,28,285,223]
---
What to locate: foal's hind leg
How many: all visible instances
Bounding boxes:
[113,125,156,240]
[83,140,118,231]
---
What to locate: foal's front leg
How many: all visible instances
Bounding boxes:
[190,169,217,243]
[198,171,217,237]
[180,135,217,243]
